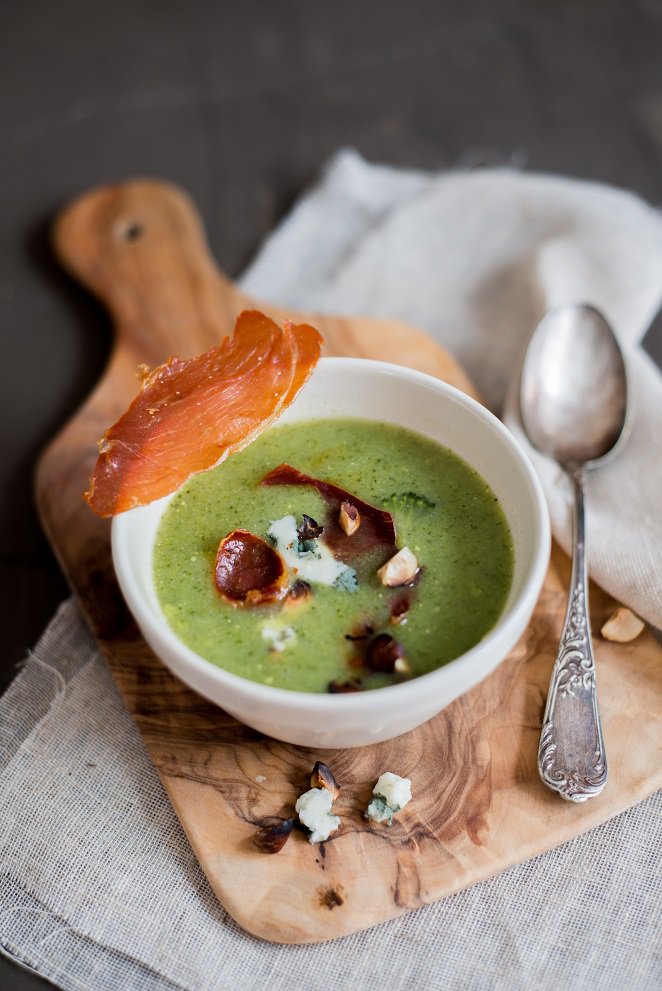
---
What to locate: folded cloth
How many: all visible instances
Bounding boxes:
[2,152,661,991]
[242,149,662,627]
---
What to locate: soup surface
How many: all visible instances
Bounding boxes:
[153,418,513,693]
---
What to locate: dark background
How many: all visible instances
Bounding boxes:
[2,2,662,988]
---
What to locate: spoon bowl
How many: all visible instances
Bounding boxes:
[520,303,628,802]
[521,304,628,468]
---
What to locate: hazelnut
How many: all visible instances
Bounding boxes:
[339,501,361,536]
[310,761,340,800]
[601,607,645,643]
[252,818,295,854]
[366,633,405,673]
[377,546,419,587]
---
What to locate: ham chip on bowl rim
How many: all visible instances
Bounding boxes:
[85,310,322,517]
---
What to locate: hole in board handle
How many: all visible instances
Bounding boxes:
[118,221,144,242]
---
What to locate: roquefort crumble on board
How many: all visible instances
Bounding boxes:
[366,771,412,825]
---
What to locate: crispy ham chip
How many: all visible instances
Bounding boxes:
[215,530,288,606]
[85,310,322,516]
[260,464,397,558]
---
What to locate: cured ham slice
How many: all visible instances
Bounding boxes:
[85,311,322,516]
[215,530,288,606]
[260,464,397,559]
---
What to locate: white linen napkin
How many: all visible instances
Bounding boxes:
[1,152,661,991]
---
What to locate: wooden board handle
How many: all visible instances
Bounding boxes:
[53,180,246,363]
[39,182,248,627]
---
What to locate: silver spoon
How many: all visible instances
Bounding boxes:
[520,304,628,802]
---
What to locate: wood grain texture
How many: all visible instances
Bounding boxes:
[37,180,662,944]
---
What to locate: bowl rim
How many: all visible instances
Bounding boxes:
[111,356,551,714]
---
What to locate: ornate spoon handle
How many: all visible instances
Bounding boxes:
[538,469,608,802]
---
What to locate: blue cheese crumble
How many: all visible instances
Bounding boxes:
[260,623,296,652]
[268,515,356,589]
[294,787,341,843]
[366,772,412,826]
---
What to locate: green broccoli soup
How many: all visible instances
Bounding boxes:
[153,418,513,693]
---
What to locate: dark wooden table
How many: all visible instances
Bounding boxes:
[2,2,662,988]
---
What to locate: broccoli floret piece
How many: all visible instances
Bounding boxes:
[382,492,436,512]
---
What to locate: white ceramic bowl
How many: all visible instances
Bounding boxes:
[112,357,550,748]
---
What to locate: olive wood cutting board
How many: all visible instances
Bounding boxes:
[36,180,662,944]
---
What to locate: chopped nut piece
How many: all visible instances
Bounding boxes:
[394,657,411,676]
[366,633,405,673]
[215,529,288,606]
[289,579,312,599]
[377,546,419,587]
[252,817,295,854]
[283,579,313,612]
[310,761,340,800]
[601,607,645,643]
[389,594,410,625]
[339,501,361,536]
[297,514,324,542]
